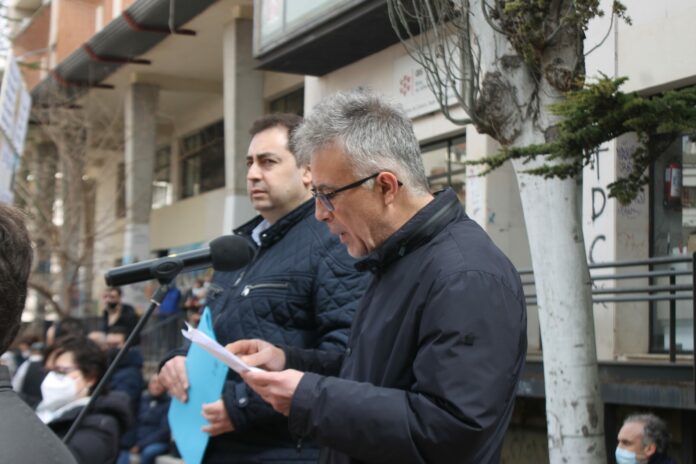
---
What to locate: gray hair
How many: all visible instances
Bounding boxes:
[624,413,670,453]
[293,88,430,194]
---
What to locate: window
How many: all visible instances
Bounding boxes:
[420,134,466,205]
[269,87,304,116]
[152,145,173,209]
[650,134,694,353]
[179,121,225,199]
[254,0,356,56]
[116,162,125,218]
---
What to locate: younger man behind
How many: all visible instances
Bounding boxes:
[159,114,369,462]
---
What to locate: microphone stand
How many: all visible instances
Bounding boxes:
[63,269,181,444]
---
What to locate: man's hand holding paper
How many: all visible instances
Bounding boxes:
[225,339,286,371]
[182,324,263,374]
[226,339,303,416]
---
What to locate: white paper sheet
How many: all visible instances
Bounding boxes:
[181,323,263,374]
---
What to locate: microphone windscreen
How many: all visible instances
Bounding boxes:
[209,235,255,271]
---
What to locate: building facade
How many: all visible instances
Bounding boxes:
[9,0,696,461]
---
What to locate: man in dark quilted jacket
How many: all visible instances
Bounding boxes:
[159,113,369,463]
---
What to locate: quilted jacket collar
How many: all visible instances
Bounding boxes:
[356,188,461,274]
[234,199,314,248]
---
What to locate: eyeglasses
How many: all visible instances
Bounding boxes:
[311,173,379,212]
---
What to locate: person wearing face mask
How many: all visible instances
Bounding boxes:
[0,203,77,463]
[101,286,140,344]
[36,336,133,464]
[616,413,676,464]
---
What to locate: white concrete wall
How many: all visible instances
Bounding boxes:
[581,1,654,359]
[614,133,650,356]
[150,188,227,250]
[617,0,696,94]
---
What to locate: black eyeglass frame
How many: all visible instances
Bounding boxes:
[311,173,380,212]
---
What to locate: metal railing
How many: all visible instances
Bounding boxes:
[520,254,695,400]
[521,255,694,361]
[138,314,186,370]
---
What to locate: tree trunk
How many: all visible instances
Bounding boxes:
[81,178,96,315]
[467,2,607,458]
[513,140,605,462]
[33,141,58,330]
[59,150,84,315]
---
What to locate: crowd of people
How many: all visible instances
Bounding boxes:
[0,89,683,464]
[0,264,213,464]
[4,314,172,464]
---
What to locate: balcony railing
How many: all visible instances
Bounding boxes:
[520,254,695,400]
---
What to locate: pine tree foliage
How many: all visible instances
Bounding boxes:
[467,76,696,204]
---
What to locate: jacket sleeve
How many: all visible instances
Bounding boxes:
[225,236,370,432]
[282,345,345,376]
[288,271,527,463]
[67,417,121,464]
[157,342,190,372]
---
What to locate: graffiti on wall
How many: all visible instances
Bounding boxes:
[616,143,646,219]
[588,144,610,264]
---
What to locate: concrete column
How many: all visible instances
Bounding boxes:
[222,17,263,233]
[581,10,653,360]
[122,82,158,309]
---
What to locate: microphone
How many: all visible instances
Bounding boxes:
[104,235,255,286]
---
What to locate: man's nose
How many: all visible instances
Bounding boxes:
[314,198,332,222]
[247,162,261,180]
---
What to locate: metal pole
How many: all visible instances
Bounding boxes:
[692,253,696,402]
[670,272,677,363]
[63,283,170,444]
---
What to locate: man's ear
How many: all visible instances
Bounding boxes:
[643,442,657,458]
[301,164,312,188]
[376,172,400,205]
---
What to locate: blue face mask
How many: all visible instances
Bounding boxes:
[615,447,638,464]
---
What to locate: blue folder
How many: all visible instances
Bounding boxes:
[168,308,227,464]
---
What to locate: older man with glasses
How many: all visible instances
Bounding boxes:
[228,89,528,464]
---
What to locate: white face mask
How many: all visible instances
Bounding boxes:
[40,371,78,411]
[615,447,639,464]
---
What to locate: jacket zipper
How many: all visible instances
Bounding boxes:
[213,235,258,327]
[241,282,289,296]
